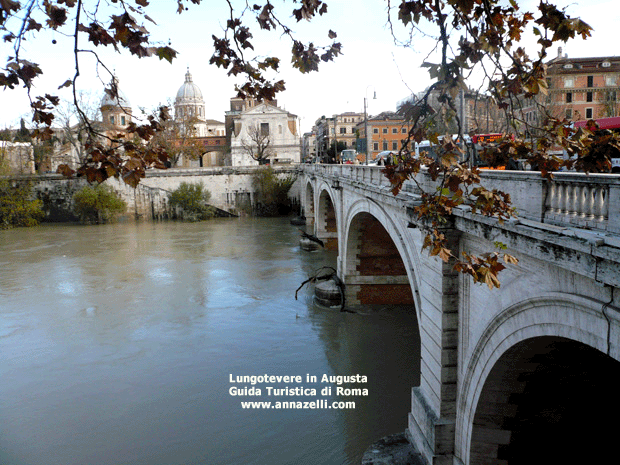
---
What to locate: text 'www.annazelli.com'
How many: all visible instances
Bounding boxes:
[240,400,356,409]
[230,373,368,410]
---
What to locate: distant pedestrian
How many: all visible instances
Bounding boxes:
[506,157,519,170]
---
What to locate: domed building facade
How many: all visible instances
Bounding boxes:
[48,75,133,172]
[91,68,301,169]
[172,68,226,167]
[100,75,133,133]
[173,68,225,138]
[174,68,205,122]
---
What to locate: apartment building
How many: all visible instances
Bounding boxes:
[314,112,364,162]
[357,111,411,161]
[547,48,620,122]
[398,89,509,136]
[302,130,317,162]
[334,112,364,150]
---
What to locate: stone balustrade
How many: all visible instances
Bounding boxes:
[304,164,392,188]
[302,164,620,235]
[543,173,617,232]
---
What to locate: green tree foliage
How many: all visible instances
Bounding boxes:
[13,119,30,142]
[0,129,12,141]
[72,184,127,224]
[0,158,43,229]
[252,167,297,216]
[168,182,214,221]
[32,140,54,173]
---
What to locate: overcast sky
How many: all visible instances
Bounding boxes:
[1,0,618,134]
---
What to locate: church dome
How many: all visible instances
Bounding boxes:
[100,76,131,109]
[174,68,205,121]
[175,69,204,103]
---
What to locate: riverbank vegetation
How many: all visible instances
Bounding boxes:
[0,159,44,229]
[72,184,127,224]
[168,182,215,221]
[251,167,297,217]
[0,181,44,229]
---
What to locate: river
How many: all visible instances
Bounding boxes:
[0,217,420,465]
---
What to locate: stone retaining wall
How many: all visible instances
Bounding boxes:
[141,166,301,215]
[22,174,172,222]
[9,165,302,222]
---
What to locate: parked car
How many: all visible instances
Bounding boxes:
[368,151,394,166]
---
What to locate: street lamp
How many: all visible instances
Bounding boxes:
[364,86,377,165]
[332,115,338,164]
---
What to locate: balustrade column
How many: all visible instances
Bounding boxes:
[371,168,379,185]
[558,183,569,216]
[596,187,609,222]
[576,184,586,221]
[583,185,596,221]
[608,184,620,234]
[567,184,578,220]
[547,182,559,216]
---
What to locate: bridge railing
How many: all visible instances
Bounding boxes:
[543,174,613,230]
[301,164,620,235]
[302,164,393,187]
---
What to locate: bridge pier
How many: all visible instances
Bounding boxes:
[407,227,460,465]
[303,180,315,228]
[316,189,338,249]
[339,207,459,464]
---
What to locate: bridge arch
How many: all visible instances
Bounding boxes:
[341,197,424,441]
[458,293,620,464]
[341,198,423,314]
[315,184,339,250]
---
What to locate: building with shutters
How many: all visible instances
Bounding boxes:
[546,48,620,122]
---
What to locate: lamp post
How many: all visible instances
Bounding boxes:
[364,86,376,165]
[333,115,338,164]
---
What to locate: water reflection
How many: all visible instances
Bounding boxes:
[0,218,420,465]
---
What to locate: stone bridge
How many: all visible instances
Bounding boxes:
[300,164,620,465]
